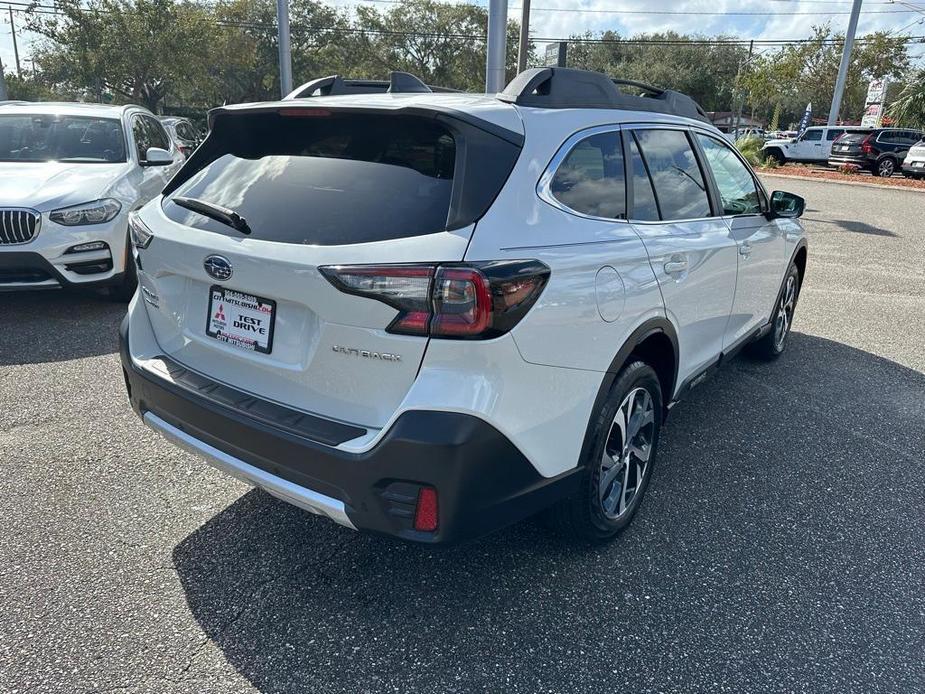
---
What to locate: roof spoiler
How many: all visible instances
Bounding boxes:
[498,67,710,123]
[284,71,459,100]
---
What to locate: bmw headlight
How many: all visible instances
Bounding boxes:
[49,198,122,226]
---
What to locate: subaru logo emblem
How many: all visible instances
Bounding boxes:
[203,255,233,281]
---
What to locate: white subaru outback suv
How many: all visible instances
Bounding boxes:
[120,68,807,543]
[0,102,182,298]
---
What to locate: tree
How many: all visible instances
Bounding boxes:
[28,0,217,112]
[889,69,925,129]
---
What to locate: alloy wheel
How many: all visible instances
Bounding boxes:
[774,273,797,350]
[599,387,656,519]
[878,159,895,177]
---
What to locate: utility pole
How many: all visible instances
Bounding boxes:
[8,8,20,77]
[485,0,508,93]
[733,40,754,139]
[517,0,530,74]
[828,0,863,125]
[276,0,293,98]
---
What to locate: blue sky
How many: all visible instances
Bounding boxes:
[1,0,923,78]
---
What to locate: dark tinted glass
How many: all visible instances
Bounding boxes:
[840,132,870,143]
[165,114,456,245]
[803,129,823,141]
[826,129,844,141]
[628,134,659,221]
[550,131,625,219]
[143,116,171,150]
[132,117,151,160]
[0,115,126,163]
[696,134,762,215]
[634,129,711,220]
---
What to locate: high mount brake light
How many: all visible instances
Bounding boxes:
[320,261,549,339]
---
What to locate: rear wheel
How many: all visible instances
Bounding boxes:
[547,361,662,542]
[765,149,785,166]
[876,157,897,177]
[748,262,800,360]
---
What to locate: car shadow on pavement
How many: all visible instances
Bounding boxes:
[0,290,125,365]
[803,216,897,237]
[171,333,925,692]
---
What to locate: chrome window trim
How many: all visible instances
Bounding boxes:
[0,207,41,245]
[536,124,631,225]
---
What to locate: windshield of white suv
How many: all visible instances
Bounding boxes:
[0,114,127,163]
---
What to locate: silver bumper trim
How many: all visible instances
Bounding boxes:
[143,411,357,530]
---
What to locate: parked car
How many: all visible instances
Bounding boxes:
[762,125,869,165]
[0,102,183,298]
[901,137,925,179]
[120,68,807,544]
[829,128,925,177]
[159,116,202,159]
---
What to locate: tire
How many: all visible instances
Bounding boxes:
[748,262,800,361]
[103,237,138,302]
[766,149,785,166]
[546,361,663,542]
[876,157,897,177]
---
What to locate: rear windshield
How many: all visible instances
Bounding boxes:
[839,132,871,143]
[0,114,126,163]
[164,113,456,245]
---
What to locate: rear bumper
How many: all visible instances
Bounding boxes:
[120,317,580,544]
[827,155,871,169]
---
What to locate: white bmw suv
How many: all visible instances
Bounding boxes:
[0,102,182,298]
[121,68,807,543]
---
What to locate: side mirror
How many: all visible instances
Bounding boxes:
[143,147,173,166]
[769,190,805,219]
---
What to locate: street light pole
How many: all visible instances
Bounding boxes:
[485,0,508,93]
[276,0,293,98]
[828,0,863,125]
[517,0,530,74]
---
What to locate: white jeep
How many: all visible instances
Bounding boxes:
[121,68,807,543]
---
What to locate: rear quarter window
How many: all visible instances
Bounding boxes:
[164,113,459,245]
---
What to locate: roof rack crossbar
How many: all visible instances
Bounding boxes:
[284,71,460,100]
[498,68,710,124]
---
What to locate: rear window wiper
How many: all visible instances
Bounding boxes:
[172,196,252,235]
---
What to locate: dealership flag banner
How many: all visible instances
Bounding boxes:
[797,103,812,135]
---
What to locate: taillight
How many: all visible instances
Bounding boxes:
[861,135,874,154]
[320,260,549,339]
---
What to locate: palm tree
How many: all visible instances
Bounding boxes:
[889,69,925,129]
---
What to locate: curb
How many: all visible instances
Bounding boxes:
[757,171,925,194]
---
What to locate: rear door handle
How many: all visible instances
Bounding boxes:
[663,258,688,274]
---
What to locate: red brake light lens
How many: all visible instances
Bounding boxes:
[413,487,439,532]
[861,135,874,154]
[320,261,549,339]
[431,267,493,337]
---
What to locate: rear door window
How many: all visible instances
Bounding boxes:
[164,113,458,245]
[549,131,626,219]
[633,129,711,220]
[627,134,659,221]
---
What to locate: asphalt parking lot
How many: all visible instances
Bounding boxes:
[1,177,923,693]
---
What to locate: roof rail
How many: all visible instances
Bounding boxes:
[284,71,459,100]
[497,67,710,124]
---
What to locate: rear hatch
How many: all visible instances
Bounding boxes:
[831,132,870,156]
[135,103,522,430]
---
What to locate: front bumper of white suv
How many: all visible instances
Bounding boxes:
[0,208,130,291]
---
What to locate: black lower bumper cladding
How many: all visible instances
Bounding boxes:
[0,251,123,289]
[120,318,580,543]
